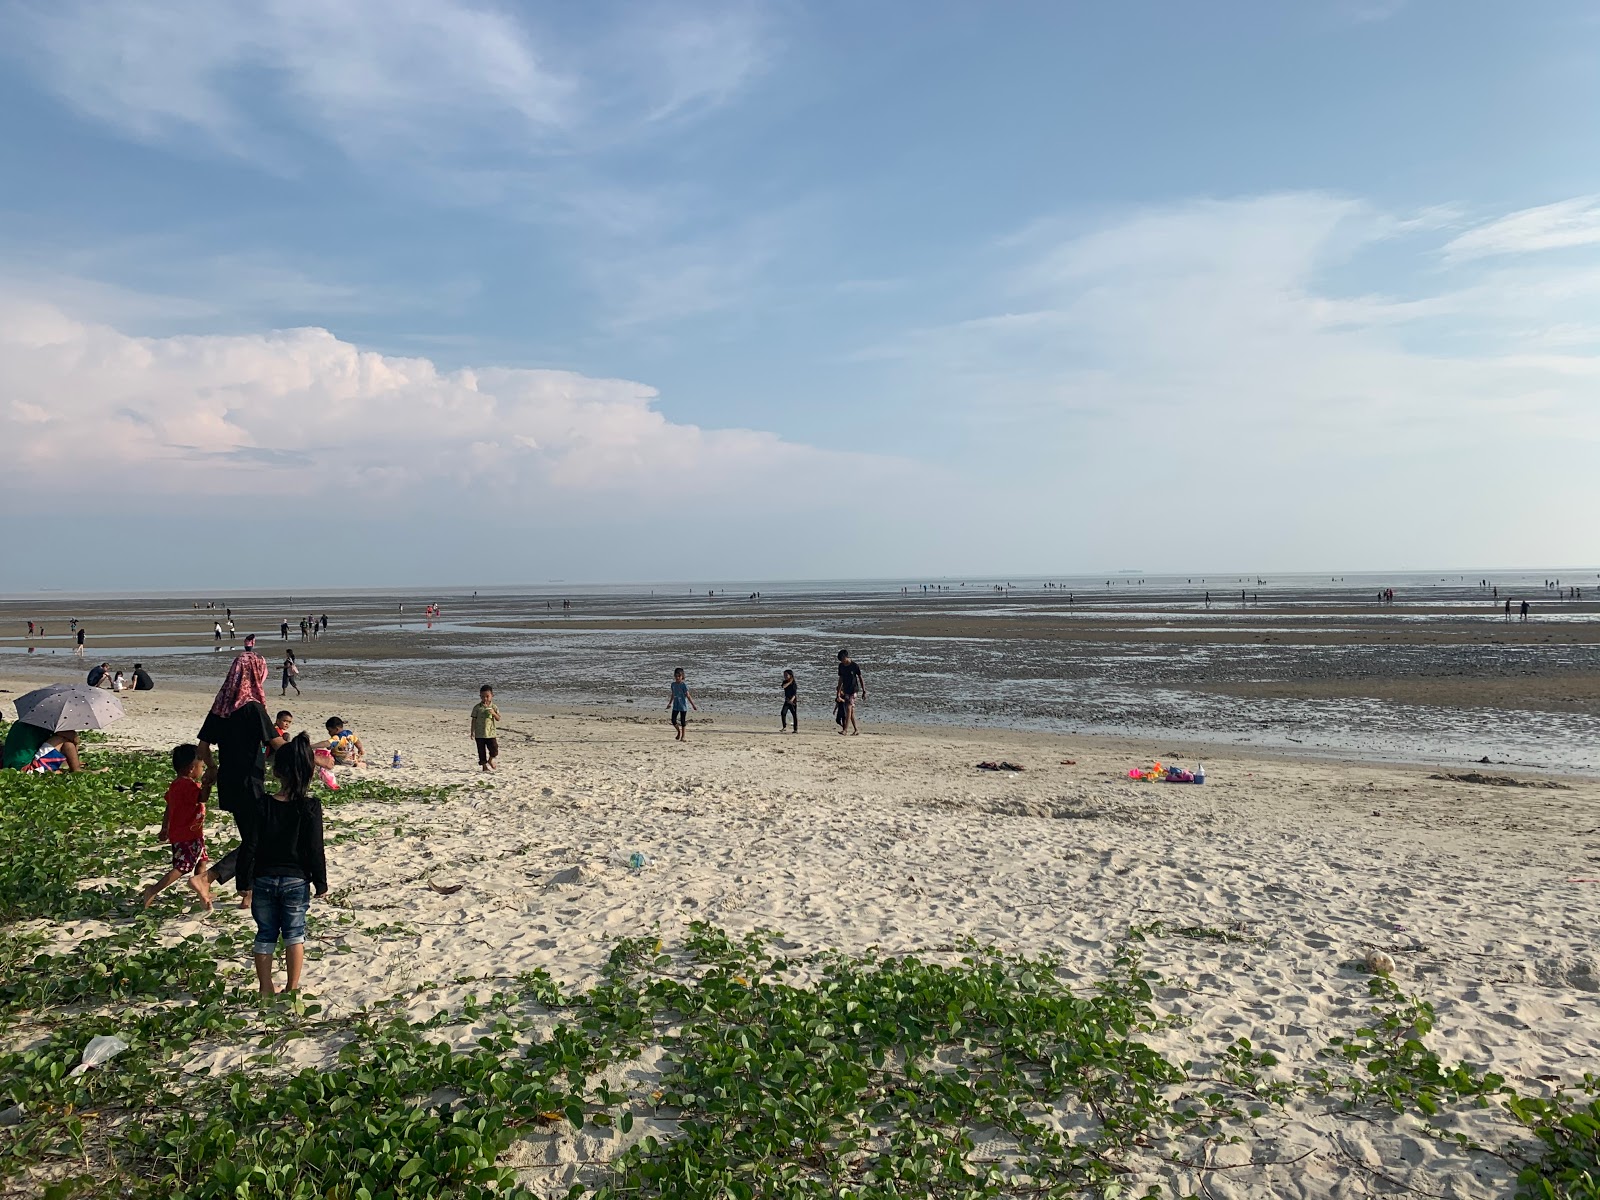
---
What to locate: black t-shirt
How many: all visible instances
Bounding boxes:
[133,669,154,691]
[197,702,276,813]
[783,680,797,701]
[86,665,106,687]
[838,661,864,695]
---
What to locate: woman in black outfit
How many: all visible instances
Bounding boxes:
[780,670,798,733]
[240,733,328,996]
[196,645,286,905]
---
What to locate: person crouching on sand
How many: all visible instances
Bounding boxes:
[322,716,365,766]
[140,743,214,912]
[669,667,698,741]
[471,684,501,772]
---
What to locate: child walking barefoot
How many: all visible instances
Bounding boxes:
[141,744,214,912]
[241,733,328,997]
[669,667,698,741]
[471,684,501,772]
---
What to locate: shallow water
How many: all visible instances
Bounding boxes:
[5,573,1599,772]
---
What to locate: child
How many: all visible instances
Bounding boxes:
[275,710,294,739]
[668,668,698,741]
[834,683,849,733]
[240,733,328,996]
[780,670,798,733]
[471,684,501,772]
[323,716,365,765]
[141,744,214,912]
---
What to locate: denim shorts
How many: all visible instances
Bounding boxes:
[251,875,311,956]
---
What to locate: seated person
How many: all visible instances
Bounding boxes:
[132,663,155,691]
[322,716,366,766]
[19,729,86,773]
[3,721,50,769]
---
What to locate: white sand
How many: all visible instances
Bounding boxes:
[8,676,1600,1197]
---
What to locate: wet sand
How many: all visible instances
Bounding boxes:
[4,581,1598,769]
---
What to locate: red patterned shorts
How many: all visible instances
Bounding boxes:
[170,838,207,875]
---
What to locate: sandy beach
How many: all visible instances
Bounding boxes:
[6,671,1599,1197]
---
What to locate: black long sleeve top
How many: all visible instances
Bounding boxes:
[238,791,328,895]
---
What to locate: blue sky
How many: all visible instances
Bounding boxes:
[3,0,1599,589]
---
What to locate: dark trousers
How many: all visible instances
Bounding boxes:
[476,736,499,766]
[209,807,256,891]
[781,700,797,730]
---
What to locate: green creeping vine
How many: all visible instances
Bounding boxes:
[594,926,1190,1199]
[2,739,1598,1199]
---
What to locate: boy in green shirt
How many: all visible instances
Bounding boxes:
[471,685,501,772]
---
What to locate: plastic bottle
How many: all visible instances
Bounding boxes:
[392,750,402,769]
[1194,762,1205,785]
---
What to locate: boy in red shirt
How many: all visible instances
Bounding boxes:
[140,743,214,912]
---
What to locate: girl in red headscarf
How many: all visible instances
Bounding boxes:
[196,647,286,905]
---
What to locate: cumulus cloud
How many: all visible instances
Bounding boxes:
[0,299,884,509]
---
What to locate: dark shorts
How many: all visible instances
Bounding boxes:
[671,709,688,728]
[252,875,311,956]
[476,736,499,765]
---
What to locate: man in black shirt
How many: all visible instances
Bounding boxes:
[132,663,155,691]
[837,649,866,736]
[86,662,110,687]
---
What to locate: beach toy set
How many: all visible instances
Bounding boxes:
[1127,761,1205,784]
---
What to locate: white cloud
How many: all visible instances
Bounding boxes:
[0,298,887,508]
[1444,196,1600,260]
[4,0,771,172]
[6,0,575,167]
[870,193,1600,452]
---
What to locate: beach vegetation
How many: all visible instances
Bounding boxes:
[1,739,1596,1198]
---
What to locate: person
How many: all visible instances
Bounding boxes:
[320,613,328,632]
[3,721,51,769]
[140,744,214,912]
[834,683,849,732]
[780,670,799,733]
[836,649,865,736]
[280,620,290,641]
[132,663,155,691]
[86,661,110,688]
[1521,599,1530,621]
[274,710,295,740]
[281,650,300,697]
[196,650,286,906]
[75,627,86,654]
[668,668,697,741]
[239,734,328,997]
[471,685,501,772]
[323,717,365,765]
[111,670,126,692]
[19,730,86,773]
[214,621,223,643]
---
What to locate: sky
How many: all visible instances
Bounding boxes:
[3,0,1599,590]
